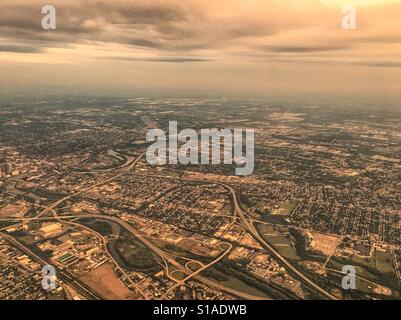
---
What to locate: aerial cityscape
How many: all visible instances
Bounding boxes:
[0,0,400,302]
[0,97,400,300]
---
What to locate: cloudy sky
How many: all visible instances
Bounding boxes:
[1,0,400,101]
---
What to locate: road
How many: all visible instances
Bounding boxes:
[71,214,268,300]
[163,242,234,297]
[42,152,144,217]
[0,232,102,300]
[1,150,336,300]
[217,182,338,300]
[128,172,338,300]
[59,218,150,300]
[1,215,261,299]
[1,153,144,230]
[0,153,146,299]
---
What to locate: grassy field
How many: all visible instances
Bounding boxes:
[372,250,395,274]
[271,200,297,216]
[170,269,187,281]
[201,266,272,299]
[327,248,398,291]
[186,261,203,271]
[256,223,301,261]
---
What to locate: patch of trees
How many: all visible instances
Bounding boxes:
[289,228,307,259]
[114,239,161,274]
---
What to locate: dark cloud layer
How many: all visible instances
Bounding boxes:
[0,1,290,54]
[0,1,190,47]
[264,45,351,53]
[1,0,401,67]
[101,55,210,63]
[356,61,401,68]
[0,44,43,53]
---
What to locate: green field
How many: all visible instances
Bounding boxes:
[201,266,272,299]
[327,249,398,291]
[256,223,301,261]
[271,200,297,216]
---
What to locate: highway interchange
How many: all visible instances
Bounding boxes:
[1,149,337,300]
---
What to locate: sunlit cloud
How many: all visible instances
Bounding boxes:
[0,0,400,98]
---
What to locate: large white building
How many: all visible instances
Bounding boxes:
[38,222,63,238]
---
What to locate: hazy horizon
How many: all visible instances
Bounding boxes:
[1,0,401,103]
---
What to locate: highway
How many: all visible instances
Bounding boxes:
[163,242,233,297]
[0,153,146,299]
[41,152,144,217]
[128,172,338,300]
[59,218,150,300]
[0,232,103,300]
[1,153,144,230]
[70,214,269,300]
[1,214,266,299]
[214,182,338,300]
[1,149,336,300]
